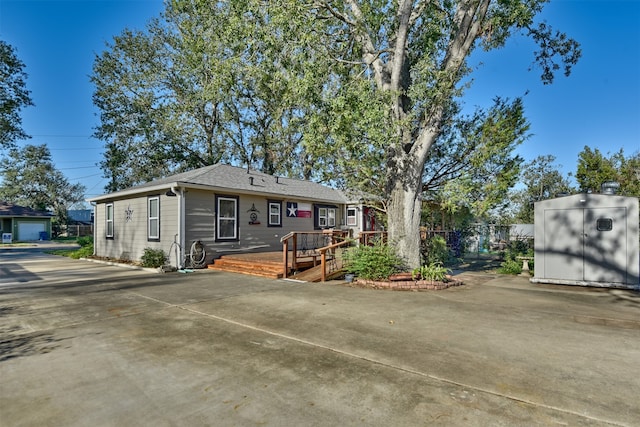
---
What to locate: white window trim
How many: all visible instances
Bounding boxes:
[148,196,160,240]
[318,207,336,228]
[216,196,238,240]
[346,208,357,226]
[106,203,114,238]
[268,201,281,226]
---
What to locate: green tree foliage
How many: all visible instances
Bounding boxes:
[303,0,579,267]
[0,41,33,149]
[91,0,580,268]
[92,1,326,191]
[575,146,639,197]
[510,155,573,223]
[0,144,86,223]
[425,97,529,219]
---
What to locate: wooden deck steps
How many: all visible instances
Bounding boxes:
[207,256,284,279]
[289,263,346,282]
[207,251,345,282]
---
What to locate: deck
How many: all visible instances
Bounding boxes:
[207,251,345,282]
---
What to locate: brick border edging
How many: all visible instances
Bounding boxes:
[351,278,464,291]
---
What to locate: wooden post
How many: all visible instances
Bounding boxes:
[292,233,297,271]
[282,238,289,278]
[320,250,327,282]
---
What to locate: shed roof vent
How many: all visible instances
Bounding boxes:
[601,181,620,195]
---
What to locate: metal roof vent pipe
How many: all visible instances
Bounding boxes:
[601,181,620,195]
[249,177,254,186]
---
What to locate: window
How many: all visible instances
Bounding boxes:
[315,205,337,229]
[596,218,613,231]
[346,208,357,226]
[105,203,114,239]
[216,195,239,241]
[148,196,160,241]
[268,200,282,227]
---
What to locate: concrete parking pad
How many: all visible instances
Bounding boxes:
[1,248,639,426]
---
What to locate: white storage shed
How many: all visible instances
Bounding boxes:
[531,193,639,289]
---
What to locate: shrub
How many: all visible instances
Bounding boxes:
[76,236,93,247]
[421,235,450,265]
[413,262,451,281]
[498,258,522,275]
[498,240,533,275]
[141,248,167,268]
[343,240,406,280]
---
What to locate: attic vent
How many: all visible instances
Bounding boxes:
[249,177,254,185]
[601,181,620,195]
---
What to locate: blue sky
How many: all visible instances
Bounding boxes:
[0,0,638,200]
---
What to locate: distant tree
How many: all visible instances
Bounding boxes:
[575,146,618,193]
[0,144,86,226]
[575,146,639,197]
[91,1,323,192]
[511,155,574,223]
[0,40,33,149]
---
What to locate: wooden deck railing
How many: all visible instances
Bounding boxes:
[280,230,349,279]
[318,240,352,282]
[358,231,388,246]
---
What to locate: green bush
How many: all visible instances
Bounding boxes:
[69,244,94,259]
[413,262,451,281]
[421,235,450,265]
[498,258,522,275]
[343,240,406,280]
[141,248,167,268]
[76,236,93,247]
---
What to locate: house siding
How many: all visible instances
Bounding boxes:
[94,193,179,263]
[183,190,343,261]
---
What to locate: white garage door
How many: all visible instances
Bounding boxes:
[18,222,46,241]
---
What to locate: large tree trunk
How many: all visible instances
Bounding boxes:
[386,173,423,269]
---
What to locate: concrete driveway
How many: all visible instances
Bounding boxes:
[1,248,639,426]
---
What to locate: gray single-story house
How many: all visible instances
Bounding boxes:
[0,202,54,242]
[531,193,639,289]
[88,164,380,267]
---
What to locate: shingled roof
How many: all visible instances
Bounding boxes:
[0,202,53,217]
[88,164,350,204]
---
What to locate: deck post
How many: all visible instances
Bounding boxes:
[292,233,298,271]
[282,239,289,278]
[320,250,327,282]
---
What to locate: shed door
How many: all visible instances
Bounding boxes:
[583,207,627,283]
[544,207,628,283]
[543,208,584,280]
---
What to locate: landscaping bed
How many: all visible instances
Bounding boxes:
[348,277,464,291]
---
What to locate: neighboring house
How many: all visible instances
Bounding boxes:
[0,202,54,242]
[88,164,380,267]
[68,209,94,224]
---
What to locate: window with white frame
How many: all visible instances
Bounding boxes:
[346,208,357,226]
[106,203,114,239]
[268,200,281,227]
[216,195,238,240]
[317,206,336,228]
[148,196,160,240]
